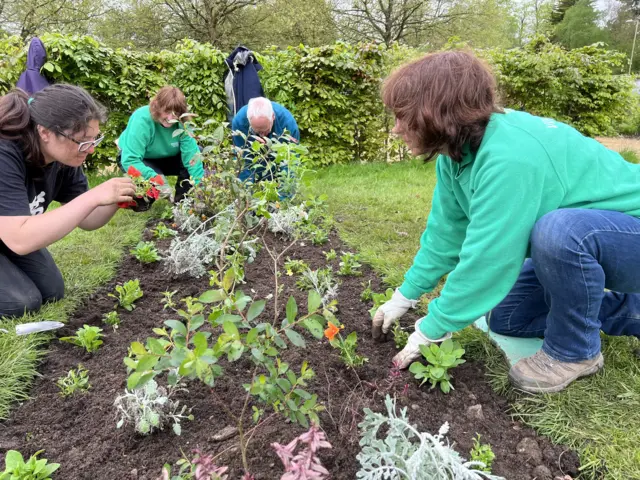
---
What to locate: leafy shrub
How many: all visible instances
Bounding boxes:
[356,396,505,479]
[337,252,362,276]
[131,241,161,263]
[60,325,104,353]
[152,223,177,239]
[109,279,144,311]
[409,338,466,393]
[0,450,60,480]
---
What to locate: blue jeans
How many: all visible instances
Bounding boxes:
[489,209,640,362]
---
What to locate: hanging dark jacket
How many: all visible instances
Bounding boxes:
[16,38,50,94]
[224,46,264,121]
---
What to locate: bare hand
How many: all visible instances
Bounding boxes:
[90,177,136,206]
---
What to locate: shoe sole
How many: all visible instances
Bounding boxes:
[508,354,604,394]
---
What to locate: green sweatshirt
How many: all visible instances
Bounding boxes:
[400,109,640,339]
[118,105,204,182]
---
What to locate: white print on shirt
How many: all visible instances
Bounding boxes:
[171,142,179,148]
[29,191,46,215]
[540,117,558,129]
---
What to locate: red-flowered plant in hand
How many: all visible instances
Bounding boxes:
[118,167,165,209]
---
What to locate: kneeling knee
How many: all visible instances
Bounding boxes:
[42,272,65,304]
[0,288,43,318]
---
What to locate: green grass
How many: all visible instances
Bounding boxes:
[305,161,640,480]
[620,149,640,164]
[0,175,162,419]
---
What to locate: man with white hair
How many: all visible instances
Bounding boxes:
[232,96,300,184]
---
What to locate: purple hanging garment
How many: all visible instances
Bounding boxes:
[16,38,50,94]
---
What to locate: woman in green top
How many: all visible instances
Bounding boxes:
[372,50,640,393]
[117,86,204,202]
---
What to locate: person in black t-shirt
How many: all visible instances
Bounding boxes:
[0,85,136,318]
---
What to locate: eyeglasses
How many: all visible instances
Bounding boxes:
[57,131,105,152]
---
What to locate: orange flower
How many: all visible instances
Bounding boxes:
[127,166,142,178]
[324,322,343,341]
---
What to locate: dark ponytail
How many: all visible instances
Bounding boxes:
[0,84,107,167]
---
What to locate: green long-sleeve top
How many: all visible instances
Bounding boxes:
[118,105,204,182]
[400,109,640,339]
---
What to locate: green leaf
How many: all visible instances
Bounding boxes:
[302,317,324,339]
[286,296,298,323]
[294,388,312,400]
[247,300,266,322]
[127,371,143,390]
[286,399,298,411]
[5,450,23,469]
[251,348,265,362]
[147,338,165,356]
[190,314,206,331]
[199,289,225,303]
[296,411,309,428]
[152,328,167,337]
[136,355,159,372]
[276,378,292,392]
[165,320,188,337]
[285,329,306,348]
[228,341,244,362]
[43,62,54,72]
[307,290,322,313]
[223,321,240,339]
[246,328,259,344]
[130,341,147,356]
[192,332,208,356]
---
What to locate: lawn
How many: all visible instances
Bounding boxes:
[305,159,640,480]
[0,175,161,419]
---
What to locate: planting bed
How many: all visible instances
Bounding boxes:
[0,220,580,479]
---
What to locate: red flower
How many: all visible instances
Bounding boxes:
[117,200,137,209]
[150,174,165,186]
[146,186,160,200]
[127,166,142,178]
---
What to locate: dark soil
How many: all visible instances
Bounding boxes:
[0,221,580,480]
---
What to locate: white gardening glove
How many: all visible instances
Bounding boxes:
[392,320,452,369]
[372,288,418,342]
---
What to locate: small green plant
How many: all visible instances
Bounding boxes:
[161,290,179,310]
[323,249,337,261]
[284,257,309,276]
[60,325,104,353]
[109,279,144,311]
[392,321,409,350]
[409,338,466,393]
[310,228,329,245]
[324,321,368,368]
[160,205,174,220]
[102,310,121,329]
[470,434,496,473]
[338,251,362,276]
[130,241,161,263]
[368,288,394,318]
[56,365,91,397]
[296,267,339,306]
[360,280,374,302]
[0,450,60,480]
[153,223,178,239]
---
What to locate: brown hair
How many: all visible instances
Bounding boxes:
[0,85,106,167]
[382,50,502,162]
[149,86,188,121]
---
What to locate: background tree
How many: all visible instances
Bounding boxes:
[554,0,608,48]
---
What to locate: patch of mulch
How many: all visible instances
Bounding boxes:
[0,220,580,480]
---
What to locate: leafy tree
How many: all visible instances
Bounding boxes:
[554,0,608,48]
[512,0,554,46]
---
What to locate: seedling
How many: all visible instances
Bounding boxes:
[0,450,59,480]
[284,257,309,276]
[470,434,495,473]
[409,338,466,393]
[153,223,177,239]
[360,280,374,302]
[130,241,161,263]
[159,450,229,479]
[109,279,144,311]
[161,290,179,310]
[102,310,121,329]
[56,365,91,397]
[338,251,362,276]
[392,321,409,350]
[323,249,337,261]
[60,325,104,353]
[369,288,394,318]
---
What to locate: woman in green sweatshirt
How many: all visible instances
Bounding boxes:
[117,86,204,202]
[373,50,640,393]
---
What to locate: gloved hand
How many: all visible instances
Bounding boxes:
[372,289,418,342]
[392,320,452,369]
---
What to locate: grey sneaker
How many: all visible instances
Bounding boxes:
[508,350,604,393]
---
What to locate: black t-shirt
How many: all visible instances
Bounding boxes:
[0,139,88,219]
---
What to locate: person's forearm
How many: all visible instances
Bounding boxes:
[78,204,119,231]
[2,191,99,255]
